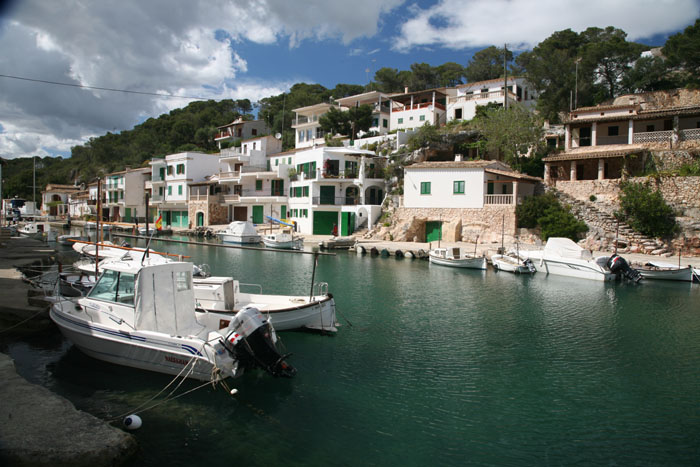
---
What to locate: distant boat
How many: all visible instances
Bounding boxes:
[17,222,47,239]
[429,247,487,270]
[491,251,536,274]
[217,221,261,244]
[138,226,156,236]
[85,221,112,231]
[58,234,87,246]
[262,231,303,250]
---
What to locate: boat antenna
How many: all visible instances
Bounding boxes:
[309,250,319,302]
[141,229,156,264]
[474,234,479,258]
[501,214,505,253]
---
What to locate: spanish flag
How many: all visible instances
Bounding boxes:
[155,214,163,231]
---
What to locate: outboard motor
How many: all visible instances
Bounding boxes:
[607,254,642,282]
[222,306,296,378]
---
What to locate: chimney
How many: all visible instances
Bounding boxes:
[404,86,409,94]
[455,154,463,162]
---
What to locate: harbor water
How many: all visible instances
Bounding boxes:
[4,234,700,466]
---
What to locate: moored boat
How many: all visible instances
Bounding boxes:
[491,252,536,274]
[50,255,295,381]
[217,221,261,244]
[429,247,487,270]
[17,222,46,239]
[636,261,694,282]
[262,231,303,250]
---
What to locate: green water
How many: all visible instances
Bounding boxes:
[6,236,700,466]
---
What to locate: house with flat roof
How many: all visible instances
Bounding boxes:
[103,167,150,223]
[388,88,448,131]
[41,184,81,218]
[446,76,538,122]
[214,118,269,149]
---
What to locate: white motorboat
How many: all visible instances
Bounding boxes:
[636,261,695,282]
[193,276,337,333]
[491,251,536,274]
[72,240,125,259]
[58,234,87,246]
[522,237,640,282]
[217,221,261,244]
[50,255,296,381]
[18,222,46,239]
[429,247,487,270]
[262,231,303,250]
[138,226,156,236]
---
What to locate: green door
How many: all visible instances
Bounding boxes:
[280,205,287,219]
[425,221,442,242]
[487,182,494,195]
[313,211,338,235]
[196,212,204,227]
[252,205,264,224]
[340,212,356,236]
[320,186,335,205]
[124,208,131,222]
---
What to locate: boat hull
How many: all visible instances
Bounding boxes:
[639,266,694,282]
[218,234,261,244]
[491,255,533,274]
[50,304,227,381]
[262,238,302,250]
[528,255,615,281]
[429,254,487,270]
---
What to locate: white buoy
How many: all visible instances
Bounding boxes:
[123,414,142,430]
[230,388,239,395]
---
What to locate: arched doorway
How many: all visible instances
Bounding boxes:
[196,211,205,227]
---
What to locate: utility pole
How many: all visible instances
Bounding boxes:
[574,57,581,110]
[503,43,508,110]
[33,156,36,204]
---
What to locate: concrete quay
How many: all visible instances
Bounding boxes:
[0,233,137,466]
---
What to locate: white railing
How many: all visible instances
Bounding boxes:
[223,194,240,203]
[633,130,673,144]
[484,194,513,205]
[219,171,241,180]
[681,128,700,140]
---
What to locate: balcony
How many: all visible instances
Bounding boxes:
[312,196,360,206]
[392,102,446,113]
[219,148,250,163]
[189,193,222,203]
[219,171,241,182]
[241,189,286,198]
[484,194,514,205]
[223,194,240,203]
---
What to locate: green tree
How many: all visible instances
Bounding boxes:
[621,56,677,93]
[371,67,409,93]
[319,105,373,140]
[516,192,588,241]
[465,46,514,82]
[473,106,544,170]
[436,62,465,87]
[409,63,439,90]
[618,181,678,238]
[663,18,700,85]
[406,123,441,151]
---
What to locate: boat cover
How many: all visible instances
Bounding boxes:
[225,221,258,236]
[543,237,592,259]
[134,262,203,336]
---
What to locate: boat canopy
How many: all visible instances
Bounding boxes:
[225,221,258,235]
[543,237,592,260]
[133,262,204,336]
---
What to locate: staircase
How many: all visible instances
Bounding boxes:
[550,188,668,254]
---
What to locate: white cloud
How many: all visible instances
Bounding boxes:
[0,0,405,159]
[392,0,700,51]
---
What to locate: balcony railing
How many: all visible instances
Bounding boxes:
[223,194,240,203]
[189,193,222,202]
[681,128,700,140]
[392,102,446,113]
[241,189,286,198]
[633,130,673,144]
[219,171,241,181]
[312,196,360,206]
[484,194,513,205]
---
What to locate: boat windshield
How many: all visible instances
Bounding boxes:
[87,269,136,305]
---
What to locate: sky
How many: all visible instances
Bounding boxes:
[0,0,698,160]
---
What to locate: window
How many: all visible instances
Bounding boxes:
[167,166,173,175]
[420,182,431,195]
[383,119,388,128]
[398,118,404,124]
[252,129,257,136]
[646,124,655,132]
[608,126,619,136]
[275,159,279,166]
[453,181,465,194]
[176,164,185,174]
[168,186,172,196]
[409,116,414,121]
[303,186,309,197]
[175,271,191,292]
[419,115,425,121]
[255,180,263,191]
[303,209,308,218]
[455,108,462,120]
[288,157,292,164]
[178,185,182,195]
[373,118,378,127]
[120,191,124,199]
[88,270,135,305]
[295,186,302,197]
[159,187,163,196]
[298,130,305,142]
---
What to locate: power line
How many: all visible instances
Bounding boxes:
[0,73,208,100]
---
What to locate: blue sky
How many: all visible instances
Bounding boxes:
[0,0,698,160]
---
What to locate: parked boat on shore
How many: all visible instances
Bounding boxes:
[50,255,296,381]
[429,247,487,270]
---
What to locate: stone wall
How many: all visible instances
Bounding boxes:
[384,206,517,244]
[189,200,228,227]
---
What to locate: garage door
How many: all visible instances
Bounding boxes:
[313,211,338,235]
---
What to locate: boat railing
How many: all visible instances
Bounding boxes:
[315,282,329,296]
[239,283,263,294]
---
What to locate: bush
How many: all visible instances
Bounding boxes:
[618,181,678,238]
[516,193,588,241]
[589,194,597,202]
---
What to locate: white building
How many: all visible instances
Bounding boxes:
[292,102,334,149]
[270,146,387,235]
[41,184,81,218]
[403,160,538,209]
[446,77,538,122]
[103,167,151,223]
[388,88,448,131]
[147,152,221,229]
[215,135,288,224]
[214,118,269,149]
[335,91,392,136]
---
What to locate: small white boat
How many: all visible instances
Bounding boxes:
[491,252,536,274]
[262,231,303,250]
[138,226,156,236]
[637,261,695,282]
[58,234,87,246]
[18,222,46,238]
[217,221,261,244]
[193,276,337,333]
[50,255,296,381]
[429,247,487,270]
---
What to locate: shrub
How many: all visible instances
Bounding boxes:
[618,181,678,238]
[589,194,597,202]
[516,192,559,228]
[516,192,588,241]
